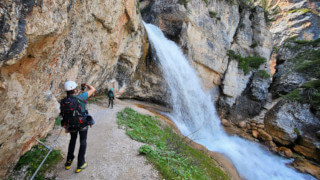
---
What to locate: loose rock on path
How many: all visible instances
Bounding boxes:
[52,99,159,180]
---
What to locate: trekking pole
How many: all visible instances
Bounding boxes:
[30,128,63,180]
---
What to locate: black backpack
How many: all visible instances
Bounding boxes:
[108,91,114,98]
[60,96,87,130]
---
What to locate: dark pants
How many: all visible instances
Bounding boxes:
[67,129,88,168]
[108,98,114,108]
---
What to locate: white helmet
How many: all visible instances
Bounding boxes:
[64,81,78,91]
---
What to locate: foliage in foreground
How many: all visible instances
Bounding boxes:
[14,143,62,180]
[117,108,229,180]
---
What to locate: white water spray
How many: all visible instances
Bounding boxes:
[144,22,315,180]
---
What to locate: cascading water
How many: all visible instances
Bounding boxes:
[143,22,315,180]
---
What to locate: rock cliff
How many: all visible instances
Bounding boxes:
[0,0,147,177]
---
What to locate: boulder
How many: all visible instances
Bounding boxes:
[294,136,320,162]
[256,124,265,129]
[278,147,293,158]
[252,130,259,138]
[266,140,277,148]
[237,121,247,129]
[291,157,320,179]
[264,100,320,146]
[221,119,231,127]
[257,129,272,141]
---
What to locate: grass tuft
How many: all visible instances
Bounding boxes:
[117,108,229,179]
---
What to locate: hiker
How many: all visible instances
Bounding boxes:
[60,81,96,173]
[107,88,114,108]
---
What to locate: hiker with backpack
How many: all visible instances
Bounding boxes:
[60,81,96,173]
[107,88,114,108]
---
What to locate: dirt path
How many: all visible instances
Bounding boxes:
[52,99,159,180]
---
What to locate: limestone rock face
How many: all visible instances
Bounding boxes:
[0,0,148,177]
[264,100,320,161]
[268,0,320,46]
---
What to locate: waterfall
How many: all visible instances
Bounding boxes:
[143,22,315,180]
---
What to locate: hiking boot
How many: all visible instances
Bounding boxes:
[65,160,73,170]
[75,162,88,173]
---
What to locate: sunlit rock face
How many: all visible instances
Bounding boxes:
[268,0,320,46]
[0,0,148,177]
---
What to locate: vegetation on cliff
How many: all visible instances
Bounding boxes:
[281,38,320,111]
[227,50,266,74]
[117,108,229,179]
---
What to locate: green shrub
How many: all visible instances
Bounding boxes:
[257,70,270,79]
[302,80,320,89]
[227,50,241,60]
[117,108,229,180]
[239,56,266,74]
[227,50,266,74]
[281,89,301,101]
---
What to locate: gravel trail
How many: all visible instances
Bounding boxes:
[53,99,159,180]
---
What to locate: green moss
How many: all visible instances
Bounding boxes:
[273,46,279,53]
[288,8,310,14]
[202,0,209,6]
[257,70,270,79]
[14,144,62,179]
[55,116,62,126]
[136,1,140,14]
[209,10,220,20]
[294,128,301,135]
[250,42,258,48]
[117,108,230,180]
[178,0,188,8]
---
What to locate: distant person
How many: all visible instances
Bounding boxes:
[107,88,114,108]
[60,81,95,173]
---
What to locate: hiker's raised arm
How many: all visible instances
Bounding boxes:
[86,84,96,97]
